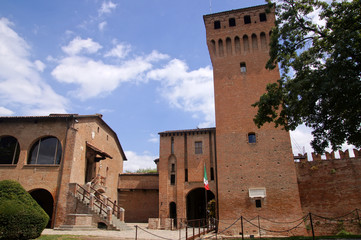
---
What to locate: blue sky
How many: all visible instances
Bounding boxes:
[0,1,353,171]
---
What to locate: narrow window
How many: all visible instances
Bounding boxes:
[240,62,247,73]
[171,163,175,172]
[234,36,241,54]
[0,136,20,164]
[185,169,188,182]
[252,34,258,51]
[244,15,251,24]
[243,35,249,52]
[170,174,176,185]
[214,20,221,29]
[226,37,232,56]
[229,18,236,27]
[255,199,262,208]
[195,141,203,154]
[248,133,256,143]
[210,40,216,55]
[218,39,224,57]
[259,13,267,22]
[211,167,215,181]
[260,32,267,50]
[171,137,174,154]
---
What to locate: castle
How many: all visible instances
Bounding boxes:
[0,4,360,237]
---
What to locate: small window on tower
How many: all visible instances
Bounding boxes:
[244,15,251,24]
[171,137,174,154]
[255,199,262,208]
[214,21,221,29]
[211,167,215,181]
[185,169,188,182]
[240,62,247,73]
[229,18,236,27]
[248,133,256,143]
[259,13,267,22]
[195,141,203,154]
[171,174,175,185]
[171,163,175,172]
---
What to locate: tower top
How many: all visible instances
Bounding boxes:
[203,4,269,19]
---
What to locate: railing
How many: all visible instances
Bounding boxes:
[90,174,106,187]
[74,183,124,222]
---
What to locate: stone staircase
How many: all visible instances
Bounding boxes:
[59,183,129,231]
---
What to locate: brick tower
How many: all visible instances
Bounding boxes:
[203,5,305,235]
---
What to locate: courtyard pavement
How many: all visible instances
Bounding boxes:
[41,223,215,240]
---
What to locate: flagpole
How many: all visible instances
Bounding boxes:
[204,163,208,226]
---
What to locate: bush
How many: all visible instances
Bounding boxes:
[0,180,49,240]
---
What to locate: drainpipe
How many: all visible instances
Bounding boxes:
[52,115,74,228]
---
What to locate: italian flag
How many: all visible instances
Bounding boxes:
[204,164,210,190]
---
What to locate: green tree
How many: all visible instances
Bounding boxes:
[253,0,361,153]
[0,180,49,240]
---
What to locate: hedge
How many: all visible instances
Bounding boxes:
[0,180,49,240]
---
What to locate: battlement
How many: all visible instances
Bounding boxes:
[294,148,361,162]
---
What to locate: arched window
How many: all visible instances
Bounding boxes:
[226,37,232,56]
[210,40,216,56]
[260,32,267,50]
[28,137,62,165]
[234,36,241,54]
[218,39,224,57]
[252,34,258,51]
[243,35,249,52]
[0,136,20,164]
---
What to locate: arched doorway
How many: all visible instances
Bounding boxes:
[186,188,215,222]
[29,189,54,228]
[169,202,177,227]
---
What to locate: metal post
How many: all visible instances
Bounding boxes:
[199,219,201,236]
[241,216,244,240]
[179,220,181,240]
[135,225,138,240]
[186,221,188,240]
[193,222,195,238]
[309,212,315,240]
[258,215,261,239]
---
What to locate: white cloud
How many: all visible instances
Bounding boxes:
[99,1,117,16]
[123,151,157,172]
[147,59,215,127]
[34,60,45,72]
[98,21,107,31]
[104,43,131,59]
[0,106,14,116]
[148,133,159,143]
[52,53,164,100]
[62,37,102,56]
[0,18,68,115]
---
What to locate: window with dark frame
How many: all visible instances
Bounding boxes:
[244,15,251,24]
[171,163,175,172]
[248,133,256,143]
[0,136,20,164]
[185,169,188,182]
[170,174,176,185]
[214,20,221,29]
[195,141,203,154]
[259,13,267,22]
[240,62,247,73]
[211,167,215,181]
[28,136,62,165]
[255,199,262,208]
[229,18,236,27]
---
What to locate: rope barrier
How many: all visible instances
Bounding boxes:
[136,225,175,240]
[243,216,306,233]
[311,209,358,221]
